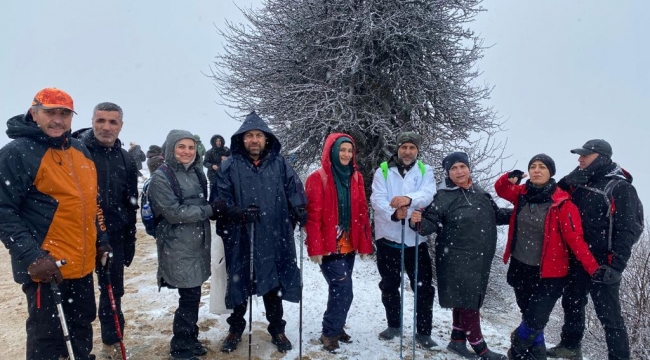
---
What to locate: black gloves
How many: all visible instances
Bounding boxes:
[292,205,308,228]
[27,254,63,283]
[210,199,228,220]
[592,265,621,284]
[96,243,113,268]
[508,170,524,185]
[558,168,593,190]
[241,205,260,224]
[124,239,136,267]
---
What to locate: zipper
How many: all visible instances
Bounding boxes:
[64,141,88,278]
[568,212,576,232]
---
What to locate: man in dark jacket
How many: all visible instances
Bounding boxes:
[0,88,112,360]
[212,112,307,353]
[128,141,146,177]
[549,139,644,360]
[203,134,231,188]
[146,144,164,173]
[71,102,139,358]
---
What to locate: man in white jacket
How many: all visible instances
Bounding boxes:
[370,131,437,349]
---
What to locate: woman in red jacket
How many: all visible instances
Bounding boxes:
[495,154,601,360]
[305,133,373,353]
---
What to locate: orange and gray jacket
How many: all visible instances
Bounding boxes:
[0,113,108,284]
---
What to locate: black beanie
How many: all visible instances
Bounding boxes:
[442,152,470,173]
[528,153,556,177]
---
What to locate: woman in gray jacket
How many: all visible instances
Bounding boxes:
[149,129,216,360]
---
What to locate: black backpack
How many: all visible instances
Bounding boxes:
[140,164,208,237]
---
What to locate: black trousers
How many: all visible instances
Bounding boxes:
[226,287,286,336]
[170,286,202,358]
[507,257,566,330]
[97,230,126,345]
[560,257,629,360]
[376,239,435,335]
[23,273,97,360]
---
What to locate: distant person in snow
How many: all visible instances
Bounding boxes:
[547,140,643,360]
[128,141,146,178]
[0,87,112,360]
[212,112,307,354]
[71,102,139,359]
[495,154,601,360]
[203,134,231,189]
[370,131,438,349]
[304,133,373,352]
[148,129,225,360]
[193,134,206,163]
[410,152,510,360]
[146,144,164,174]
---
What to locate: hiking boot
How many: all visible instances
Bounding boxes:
[192,341,207,356]
[169,356,199,360]
[338,329,353,344]
[320,334,340,353]
[220,332,242,353]
[478,349,508,360]
[271,333,293,352]
[529,343,546,360]
[547,342,582,360]
[100,343,131,359]
[447,340,479,358]
[378,326,401,340]
[415,334,438,349]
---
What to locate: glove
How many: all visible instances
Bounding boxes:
[124,239,136,267]
[209,199,228,219]
[310,255,323,265]
[241,205,260,224]
[508,170,524,185]
[96,243,113,268]
[292,205,308,228]
[558,168,594,190]
[27,254,63,283]
[592,265,621,284]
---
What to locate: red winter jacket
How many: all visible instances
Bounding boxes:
[495,173,599,278]
[305,133,372,256]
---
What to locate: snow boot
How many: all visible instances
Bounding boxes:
[338,329,353,344]
[169,356,199,360]
[220,332,242,353]
[271,333,293,352]
[447,340,479,358]
[415,334,438,349]
[378,326,401,340]
[192,340,207,356]
[320,334,340,353]
[547,342,582,359]
[529,343,547,360]
[508,328,542,360]
[472,340,507,360]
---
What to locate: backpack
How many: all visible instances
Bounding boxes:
[578,179,630,250]
[140,164,208,237]
[380,160,425,180]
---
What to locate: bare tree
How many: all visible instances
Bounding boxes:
[212,0,505,190]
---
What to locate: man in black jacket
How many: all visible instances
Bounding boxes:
[549,139,644,360]
[203,134,231,191]
[72,102,139,358]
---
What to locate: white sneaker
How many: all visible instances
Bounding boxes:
[100,343,131,359]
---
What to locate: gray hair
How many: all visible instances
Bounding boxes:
[93,102,123,119]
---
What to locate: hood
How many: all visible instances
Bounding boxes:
[230,111,280,158]
[71,127,123,151]
[320,133,357,172]
[210,134,226,148]
[606,163,634,184]
[147,145,163,158]
[6,112,71,148]
[162,129,199,169]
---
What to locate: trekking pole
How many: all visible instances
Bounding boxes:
[299,227,304,359]
[248,221,255,360]
[104,253,128,360]
[400,218,406,360]
[413,223,420,359]
[50,259,76,360]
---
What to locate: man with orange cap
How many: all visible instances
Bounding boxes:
[0,88,111,360]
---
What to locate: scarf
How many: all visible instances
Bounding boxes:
[330,137,353,232]
[524,179,557,204]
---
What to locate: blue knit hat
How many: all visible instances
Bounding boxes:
[442,152,470,173]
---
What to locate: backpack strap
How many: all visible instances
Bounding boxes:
[194,166,208,199]
[417,160,425,177]
[381,160,425,180]
[577,179,622,251]
[317,168,328,189]
[158,164,183,201]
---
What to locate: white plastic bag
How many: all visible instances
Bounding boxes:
[209,233,232,314]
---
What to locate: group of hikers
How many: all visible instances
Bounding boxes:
[0,87,643,360]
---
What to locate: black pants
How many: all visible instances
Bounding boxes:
[97,230,126,345]
[507,257,566,330]
[560,257,629,360]
[376,239,435,335]
[170,286,202,358]
[226,287,286,336]
[23,273,96,360]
